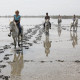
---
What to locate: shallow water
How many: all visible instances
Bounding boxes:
[0,18,80,80]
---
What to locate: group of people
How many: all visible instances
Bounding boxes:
[8,10,78,37]
[8,11,52,37]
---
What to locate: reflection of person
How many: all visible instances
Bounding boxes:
[70,31,78,48]
[58,26,62,37]
[43,13,51,29]
[8,10,21,37]
[44,35,52,56]
[8,51,24,80]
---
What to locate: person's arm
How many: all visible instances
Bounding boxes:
[16,18,20,24]
[49,16,50,20]
[73,17,74,22]
[45,16,46,20]
[18,18,21,23]
[16,16,21,24]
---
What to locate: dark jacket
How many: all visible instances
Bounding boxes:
[45,16,50,20]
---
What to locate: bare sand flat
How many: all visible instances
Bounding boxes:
[0,18,80,80]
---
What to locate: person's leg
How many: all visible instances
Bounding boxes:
[17,23,21,34]
[49,22,51,29]
[19,23,22,34]
[43,23,45,28]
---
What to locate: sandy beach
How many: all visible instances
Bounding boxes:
[0,18,80,80]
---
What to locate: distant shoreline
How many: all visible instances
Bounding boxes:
[0,15,80,19]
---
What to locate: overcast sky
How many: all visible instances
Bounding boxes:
[0,0,80,15]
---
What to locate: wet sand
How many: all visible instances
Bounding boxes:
[0,18,80,80]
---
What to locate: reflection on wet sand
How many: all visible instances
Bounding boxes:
[44,34,52,56]
[57,25,62,37]
[8,50,24,80]
[70,31,78,48]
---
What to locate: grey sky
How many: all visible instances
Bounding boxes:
[0,0,80,15]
